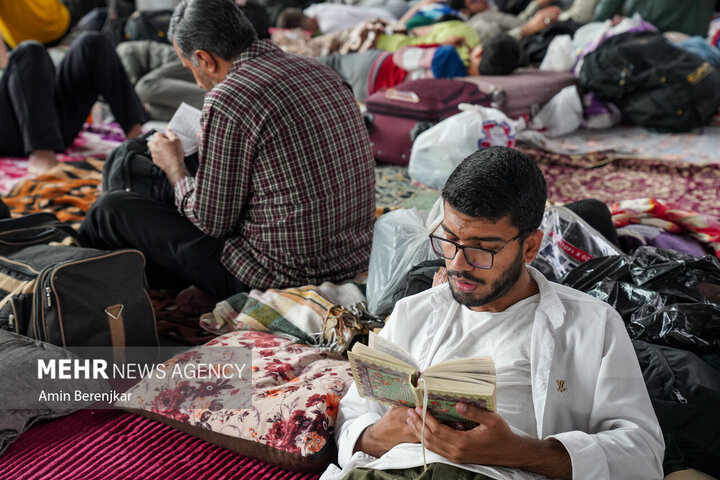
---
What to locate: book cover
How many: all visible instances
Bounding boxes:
[348,333,496,426]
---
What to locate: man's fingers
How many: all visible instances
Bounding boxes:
[407,408,463,442]
[405,409,466,461]
[165,129,179,141]
[456,402,495,423]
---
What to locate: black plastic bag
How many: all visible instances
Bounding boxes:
[563,247,720,353]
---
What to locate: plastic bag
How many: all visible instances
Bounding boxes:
[408,104,526,190]
[531,206,622,282]
[539,34,576,72]
[366,199,444,316]
[528,85,583,137]
[563,246,720,353]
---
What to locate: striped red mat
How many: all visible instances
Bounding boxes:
[0,410,321,480]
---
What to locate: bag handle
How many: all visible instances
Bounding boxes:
[385,88,420,103]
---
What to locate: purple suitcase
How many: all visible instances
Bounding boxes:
[365,79,490,165]
[458,69,577,118]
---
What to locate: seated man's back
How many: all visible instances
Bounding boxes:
[81,0,376,299]
[196,39,376,289]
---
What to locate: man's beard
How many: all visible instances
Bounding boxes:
[197,69,217,91]
[448,248,526,308]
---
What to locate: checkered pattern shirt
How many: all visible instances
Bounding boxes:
[174,40,376,290]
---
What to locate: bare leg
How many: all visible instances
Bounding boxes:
[0,40,8,70]
[126,123,144,140]
[28,150,59,176]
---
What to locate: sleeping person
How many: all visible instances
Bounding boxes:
[0,32,148,174]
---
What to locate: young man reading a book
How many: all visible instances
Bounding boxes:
[323,147,664,480]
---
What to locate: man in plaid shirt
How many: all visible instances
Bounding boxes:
[81,0,376,300]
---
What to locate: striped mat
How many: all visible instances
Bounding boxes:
[0,410,321,480]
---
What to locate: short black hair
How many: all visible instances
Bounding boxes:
[275,7,305,29]
[170,0,258,61]
[442,147,547,233]
[446,0,467,11]
[478,32,525,75]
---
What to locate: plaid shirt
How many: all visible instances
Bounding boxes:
[174,40,375,290]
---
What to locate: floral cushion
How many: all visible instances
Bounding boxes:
[117,330,353,472]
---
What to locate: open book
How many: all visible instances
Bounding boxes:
[167,102,202,156]
[348,332,496,427]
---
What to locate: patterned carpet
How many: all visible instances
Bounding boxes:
[517,125,720,166]
[523,149,720,218]
[374,151,720,219]
[0,410,319,480]
[374,163,440,216]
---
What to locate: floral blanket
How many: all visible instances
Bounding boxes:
[118,330,353,459]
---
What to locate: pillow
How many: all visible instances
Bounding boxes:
[0,330,109,455]
[117,330,354,472]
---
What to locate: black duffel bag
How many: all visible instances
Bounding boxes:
[102,130,198,205]
[0,243,158,348]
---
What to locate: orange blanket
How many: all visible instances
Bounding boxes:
[2,157,103,223]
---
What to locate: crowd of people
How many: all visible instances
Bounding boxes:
[2,0,720,478]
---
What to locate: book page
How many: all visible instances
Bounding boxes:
[368,331,420,370]
[167,102,202,155]
[424,356,495,376]
[426,372,495,385]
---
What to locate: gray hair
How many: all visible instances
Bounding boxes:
[170,0,258,61]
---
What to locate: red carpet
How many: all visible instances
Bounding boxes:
[0,410,321,480]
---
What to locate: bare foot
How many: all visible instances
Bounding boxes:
[28,150,59,176]
[126,124,144,140]
[0,40,8,70]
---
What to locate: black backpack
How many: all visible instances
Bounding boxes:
[103,9,173,47]
[579,31,720,132]
[102,131,198,206]
[633,340,720,477]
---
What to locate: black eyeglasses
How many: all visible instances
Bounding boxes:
[429,227,525,269]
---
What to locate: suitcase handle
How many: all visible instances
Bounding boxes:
[385,88,420,103]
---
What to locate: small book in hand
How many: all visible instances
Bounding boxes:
[348,332,496,428]
[167,102,202,156]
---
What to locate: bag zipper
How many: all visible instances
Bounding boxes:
[33,268,52,341]
[672,387,688,404]
[367,92,491,120]
[655,346,688,404]
[10,297,20,333]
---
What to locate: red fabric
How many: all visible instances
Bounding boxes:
[368,54,407,97]
[0,410,320,480]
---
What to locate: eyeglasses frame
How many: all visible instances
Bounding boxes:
[428,227,526,269]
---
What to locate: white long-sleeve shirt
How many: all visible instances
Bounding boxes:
[322,267,664,480]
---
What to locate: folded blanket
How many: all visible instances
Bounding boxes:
[271,19,405,57]
[200,282,377,353]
